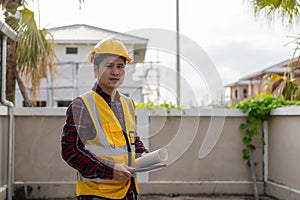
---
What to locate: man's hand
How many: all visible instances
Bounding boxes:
[141,152,148,156]
[113,163,134,182]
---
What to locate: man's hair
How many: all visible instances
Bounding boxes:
[93,53,126,67]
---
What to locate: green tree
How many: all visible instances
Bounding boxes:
[234,93,300,200]
[1,1,57,106]
[249,0,300,25]
[242,2,300,199]
[248,0,300,101]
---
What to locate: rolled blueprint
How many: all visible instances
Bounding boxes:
[135,148,168,168]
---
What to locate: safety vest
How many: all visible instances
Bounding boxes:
[76,90,138,199]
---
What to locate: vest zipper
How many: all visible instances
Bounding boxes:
[122,131,132,166]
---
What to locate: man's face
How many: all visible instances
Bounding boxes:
[94,55,126,93]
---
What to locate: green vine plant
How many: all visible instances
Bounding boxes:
[234,92,300,165]
[233,92,300,199]
[135,101,183,114]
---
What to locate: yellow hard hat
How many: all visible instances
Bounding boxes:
[88,37,132,64]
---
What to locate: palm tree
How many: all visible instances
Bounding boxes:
[249,0,300,25]
[2,0,21,104]
[2,1,57,106]
[247,0,300,101]
[261,60,300,100]
[243,1,300,199]
[15,6,57,106]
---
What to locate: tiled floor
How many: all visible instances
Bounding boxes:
[139,194,277,200]
[30,194,278,200]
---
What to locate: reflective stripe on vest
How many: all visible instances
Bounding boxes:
[75,90,138,198]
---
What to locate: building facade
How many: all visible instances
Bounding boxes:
[226,59,296,105]
[15,24,148,107]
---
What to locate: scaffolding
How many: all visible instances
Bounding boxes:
[136,61,160,105]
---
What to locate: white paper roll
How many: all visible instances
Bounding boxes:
[135,148,168,168]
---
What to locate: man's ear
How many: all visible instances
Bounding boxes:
[93,65,98,78]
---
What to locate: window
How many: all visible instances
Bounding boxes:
[23,101,46,107]
[66,47,78,54]
[57,100,72,107]
[234,89,238,99]
[243,88,248,98]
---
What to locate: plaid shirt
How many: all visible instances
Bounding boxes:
[61,83,148,200]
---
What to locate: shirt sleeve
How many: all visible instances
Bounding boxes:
[130,99,149,154]
[135,134,149,154]
[61,98,114,179]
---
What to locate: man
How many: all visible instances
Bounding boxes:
[61,37,148,200]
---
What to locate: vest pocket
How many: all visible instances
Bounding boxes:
[103,122,126,147]
[97,180,130,199]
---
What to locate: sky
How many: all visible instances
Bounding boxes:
[27,0,300,105]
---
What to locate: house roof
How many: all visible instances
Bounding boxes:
[239,59,290,81]
[48,24,148,63]
[48,24,148,45]
[225,79,260,87]
[225,58,295,88]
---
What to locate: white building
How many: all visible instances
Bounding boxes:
[15,24,148,107]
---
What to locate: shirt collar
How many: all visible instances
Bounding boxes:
[92,82,120,103]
